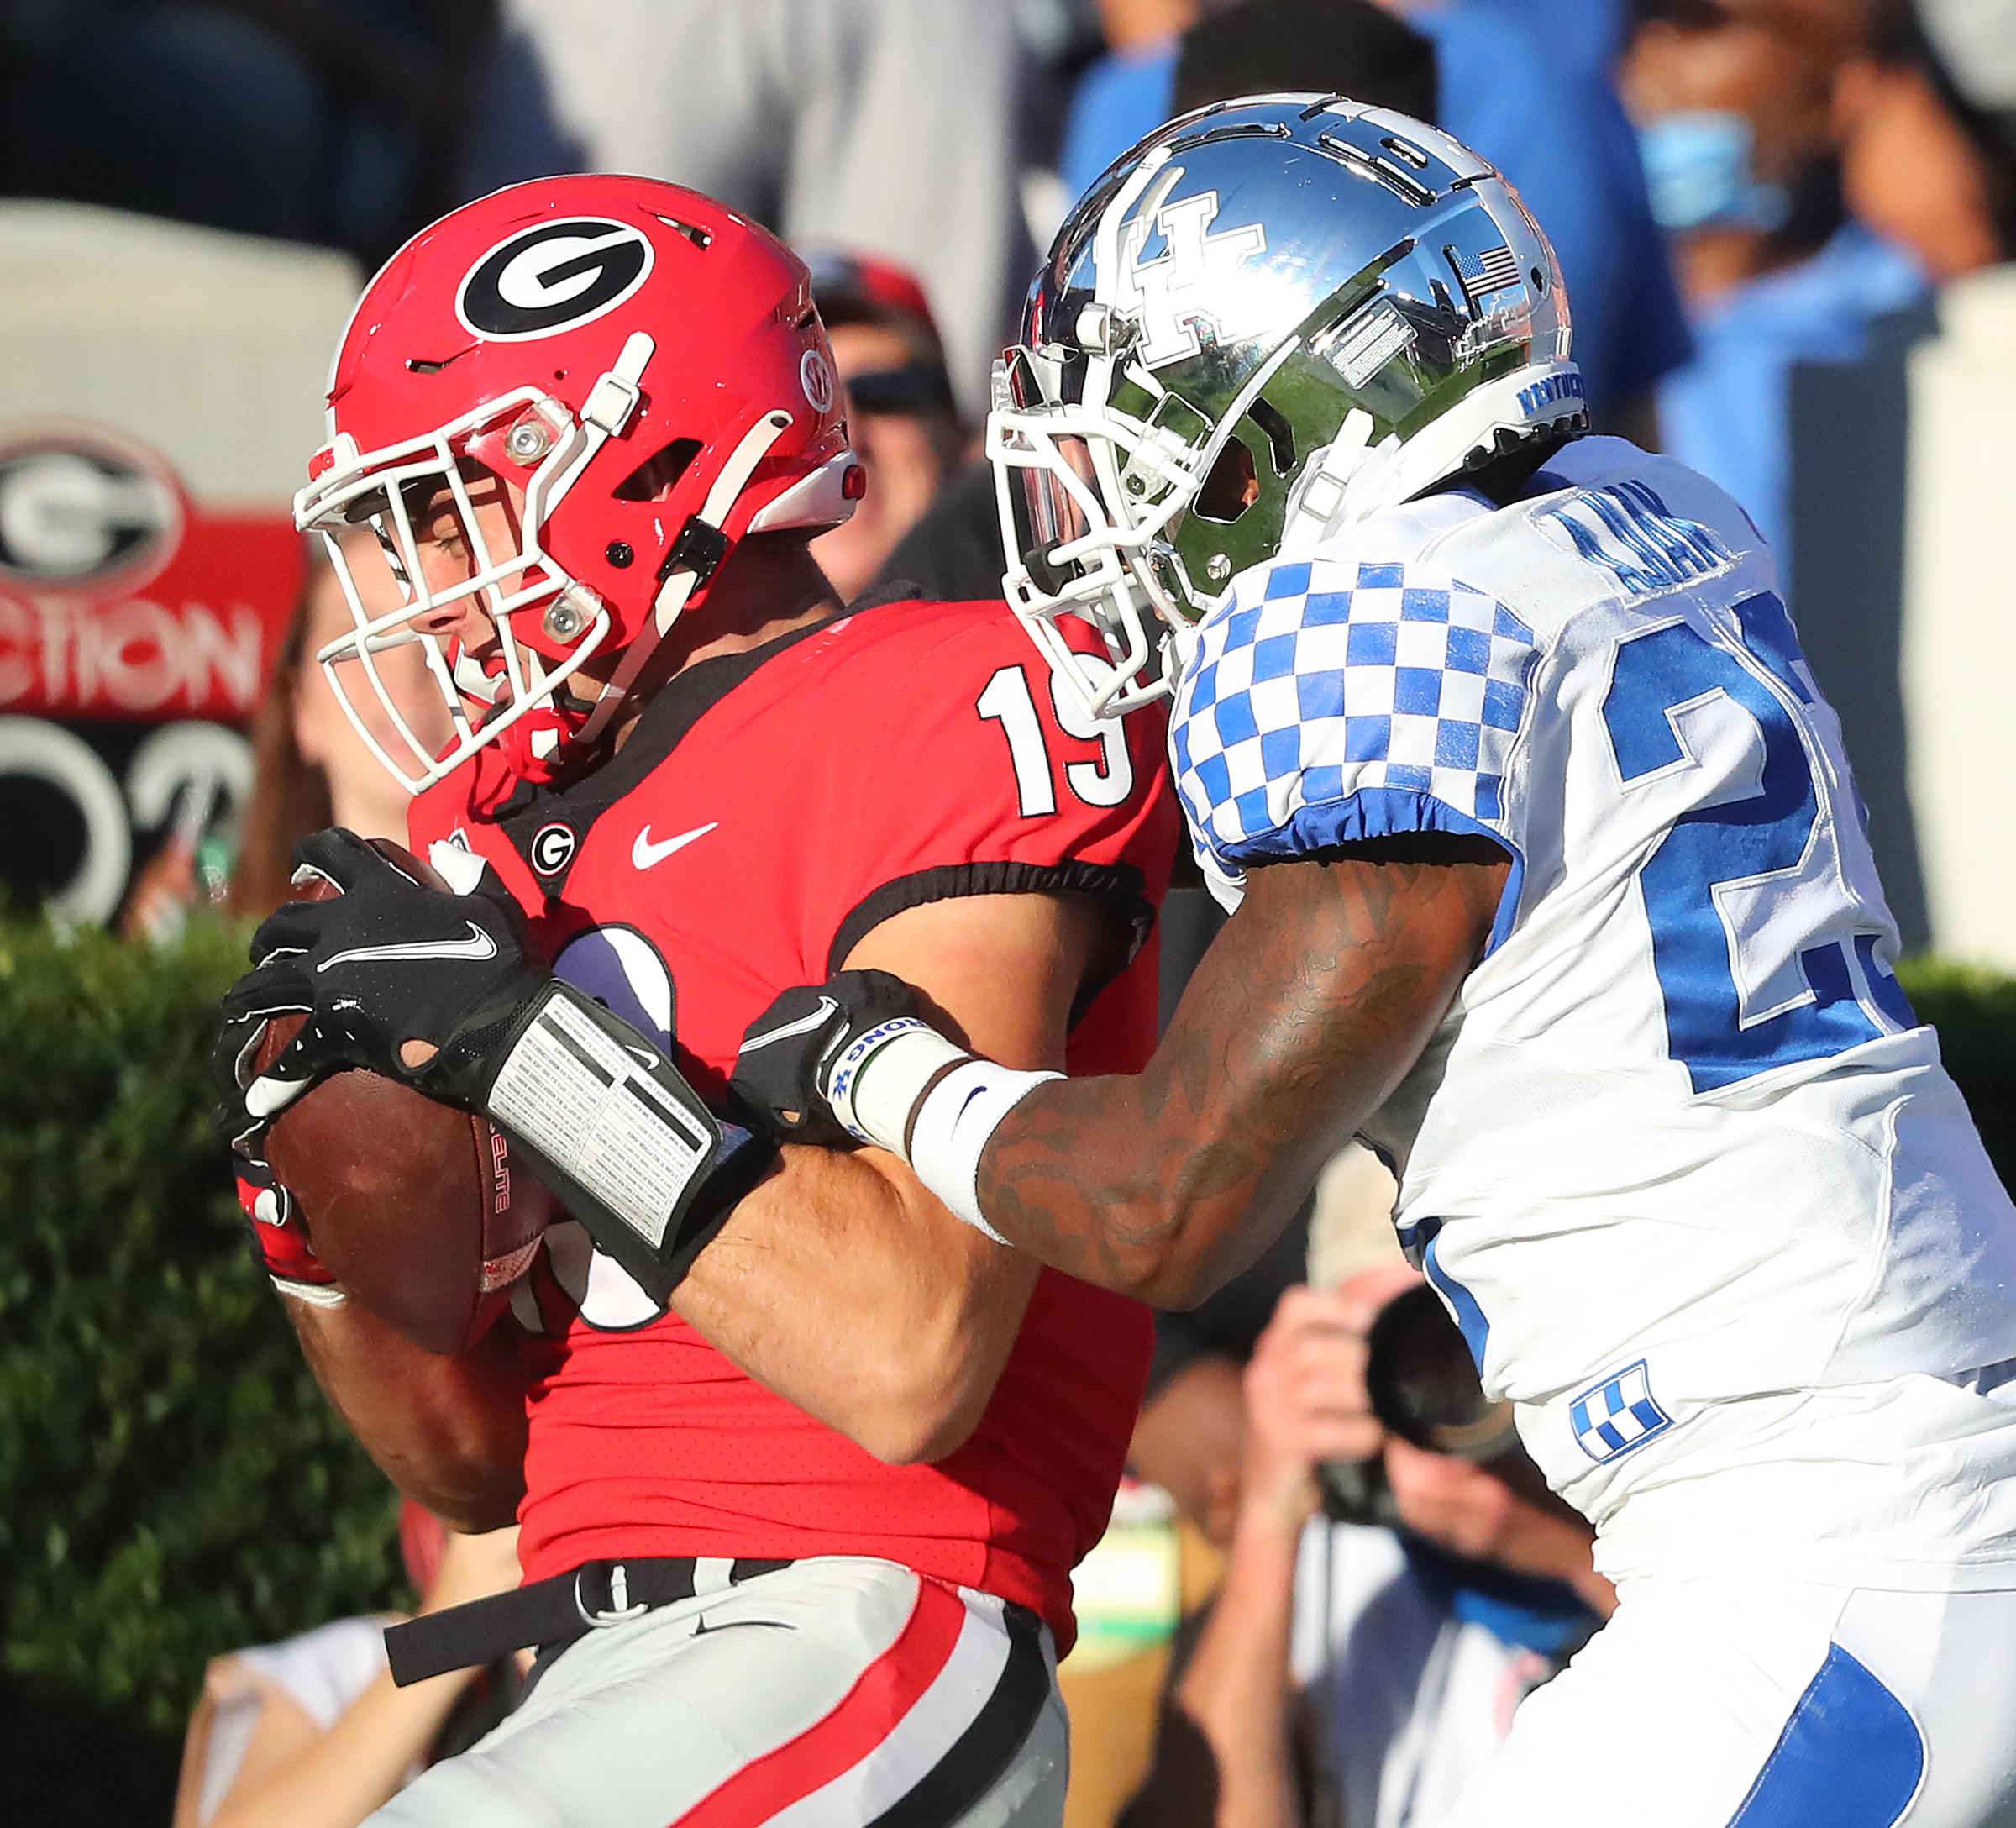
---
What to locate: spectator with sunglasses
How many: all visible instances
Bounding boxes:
[801,249,968,604]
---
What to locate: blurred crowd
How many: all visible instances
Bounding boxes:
[12,0,2014,642]
[11,1,2013,1824]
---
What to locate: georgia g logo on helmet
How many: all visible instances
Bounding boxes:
[456,219,657,341]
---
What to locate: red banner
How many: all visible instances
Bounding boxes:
[0,418,309,924]
[0,512,303,722]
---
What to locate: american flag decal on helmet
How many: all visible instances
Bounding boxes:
[1452,244,1524,308]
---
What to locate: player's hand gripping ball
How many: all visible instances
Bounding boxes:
[222,827,553,1109]
[214,833,557,1353]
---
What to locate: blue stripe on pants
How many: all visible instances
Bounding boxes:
[1727,1644,1924,1827]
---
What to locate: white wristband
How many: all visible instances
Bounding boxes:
[907,1058,1060,1244]
[825,1018,972,1153]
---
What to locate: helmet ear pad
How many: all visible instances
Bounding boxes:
[459,413,849,673]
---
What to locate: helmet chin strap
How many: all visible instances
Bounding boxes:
[573,408,797,749]
[1277,363,1585,557]
[1162,617,1203,685]
[1278,409,1383,558]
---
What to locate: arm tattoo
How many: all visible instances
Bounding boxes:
[979,836,1509,1305]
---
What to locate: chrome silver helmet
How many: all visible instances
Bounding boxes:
[990,94,1583,719]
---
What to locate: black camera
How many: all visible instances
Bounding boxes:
[1316,1282,1523,1526]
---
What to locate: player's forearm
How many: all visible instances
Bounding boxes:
[286,1296,528,1530]
[739,852,1499,1308]
[974,854,1490,1306]
[682,889,1095,1458]
[972,1059,1324,1311]
[671,1144,1040,1464]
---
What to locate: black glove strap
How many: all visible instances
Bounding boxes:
[730,969,932,1149]
[481,983,778,1305]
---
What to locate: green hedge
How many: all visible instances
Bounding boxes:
[0,928,2008,1820]
[0,918,404,1823]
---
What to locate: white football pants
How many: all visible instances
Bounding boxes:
[1437,1577,2016,1827]
[366,1557,1067,1828]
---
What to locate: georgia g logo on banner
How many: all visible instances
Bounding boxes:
[0,423,183,595]
[457,219,656,341]
[0,418,302,924]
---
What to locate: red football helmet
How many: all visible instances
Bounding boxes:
[295,176,857,792]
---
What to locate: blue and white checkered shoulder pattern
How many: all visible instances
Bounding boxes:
[1170,556,1541,866]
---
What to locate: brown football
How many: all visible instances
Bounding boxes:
[259,838,557,1354]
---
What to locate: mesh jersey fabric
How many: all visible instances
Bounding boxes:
[410,594,1178,1647]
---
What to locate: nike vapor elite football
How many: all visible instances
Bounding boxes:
[260,840,557,1353]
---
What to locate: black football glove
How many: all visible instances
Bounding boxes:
[733,970,1055,1247]
[215,827,776,1308]
[210,1041,331,1299]
[731,969,939,1148]
[214,827,550,1133]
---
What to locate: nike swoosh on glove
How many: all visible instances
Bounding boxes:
[730,970,940,1149]
[215,830,780,1308]
[214,827,551,1137]
[732,970,1058,1246]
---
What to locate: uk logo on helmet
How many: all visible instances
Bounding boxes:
[1107,175,1268,368]
[457,219,656,341]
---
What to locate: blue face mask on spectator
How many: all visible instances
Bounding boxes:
[1639,111,1791,232]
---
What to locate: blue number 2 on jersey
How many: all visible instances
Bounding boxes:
[1602,593,1914,1093]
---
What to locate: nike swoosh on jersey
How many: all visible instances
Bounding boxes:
[737,996,840,1054]
[318,922,499,970]
[691,1615,795,1636]
[632,822,719,869]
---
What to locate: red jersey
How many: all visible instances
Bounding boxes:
[409,595,1177,1647]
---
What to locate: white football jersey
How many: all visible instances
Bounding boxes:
[1170,436,2016,1586]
